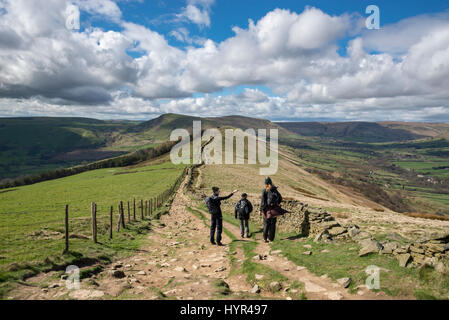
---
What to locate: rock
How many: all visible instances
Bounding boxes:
[286,297,292,300]
[269,282,282,292]
[174,267,186,272]
[303,251,312,256]
[112,270,126,279]
[327,227,347,237]
[359,240,383,257]
[192,264,199,270]
[304,281,326,293]
[397,253,412,268]
[160,263,170,268]
[48,283,60,289]
[381,242,399,254]
[435,262,447,274]
[327,291,343,300]
[215,266,226,273]
[69,289,104,300]
[113,263,123,270]
[200,263,211,268]
[136,271,146,276]
[255,274,264,280]
[348,226,361,238]
[296,266,306,271]
[60,275,68,280]
[251,285,261,294]
[352,231,372,242]
[337,277,351,288]
[321,249,330,253]
[271,250,282,255]
[303,244,312,249]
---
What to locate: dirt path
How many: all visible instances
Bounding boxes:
[9,176,265,300]
[9,173,408,301]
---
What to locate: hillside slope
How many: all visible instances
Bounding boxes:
[276,122,425,142]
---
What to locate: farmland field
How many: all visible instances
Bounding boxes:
[0,160,186,297]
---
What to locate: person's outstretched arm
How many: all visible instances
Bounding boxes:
[217,189,238,201]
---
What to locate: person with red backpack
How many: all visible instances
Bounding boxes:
[260,177,285,243]
[234,193,253,238]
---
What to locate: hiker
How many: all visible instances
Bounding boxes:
[260,177,284,243]
[234,193,253,238]
[205,186,238,246]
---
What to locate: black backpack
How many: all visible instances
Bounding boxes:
[267,189,280,207]
[205,196,218,214]
[238,200,248,215]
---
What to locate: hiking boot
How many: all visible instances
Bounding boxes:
[264,239,269,243]
[210,240,216,245]
[241,234,244,238]
[217,242,224,246]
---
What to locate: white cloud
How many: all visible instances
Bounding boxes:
[178,0,215,27]
[0,1,449,122]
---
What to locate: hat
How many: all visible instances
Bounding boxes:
[264,177,273,185]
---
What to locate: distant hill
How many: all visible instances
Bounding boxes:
[275,121,426,142]
[1,114,443,179]
[132,113,286,140]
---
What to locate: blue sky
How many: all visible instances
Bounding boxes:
[113,0,449,46]
[0,0,449,122]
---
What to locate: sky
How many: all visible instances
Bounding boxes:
[0,0,449,122]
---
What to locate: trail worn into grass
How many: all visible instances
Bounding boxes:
[8,176,266,300]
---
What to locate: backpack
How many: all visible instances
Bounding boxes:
[267,189,280,207]
[238,200,248,215]
[205,196,218,215]
[205,196,213,213]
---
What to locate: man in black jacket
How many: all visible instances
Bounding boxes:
[235,193,253,238]
[206,186,238,246]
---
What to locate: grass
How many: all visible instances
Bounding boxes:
[0,161,186,298]
[270,236,449,299]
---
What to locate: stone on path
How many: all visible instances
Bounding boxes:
[69,289,104,300]
[304,281,326,293]
[327,291,344,300]
[251,285,261,294]
[112,270,126,279]
[269,282,282,292]
[337,277,351,288]
[255,274,264,280]
[303,251,312,255]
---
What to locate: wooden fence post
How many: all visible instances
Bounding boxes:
[133,198,136,221]
[64,205,69,253]
[144,201,147,217]
[117,204,122,232]
[127,201,130,223]
[120,201,126,229]
[91,202,97,243]
[141,199,144,220]
[110,206,113,239]
[149,199,152,216]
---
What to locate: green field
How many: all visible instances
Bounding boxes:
[394,161,449,179]
[0,161,186,297]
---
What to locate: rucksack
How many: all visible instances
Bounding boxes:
[205,197,213,213]
[267,189,280,207]
[238,200,248,215]
[205,196,218,214]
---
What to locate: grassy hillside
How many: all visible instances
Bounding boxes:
[276,122,425,142]
[0,118,141,179]
[0,160,187,297]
